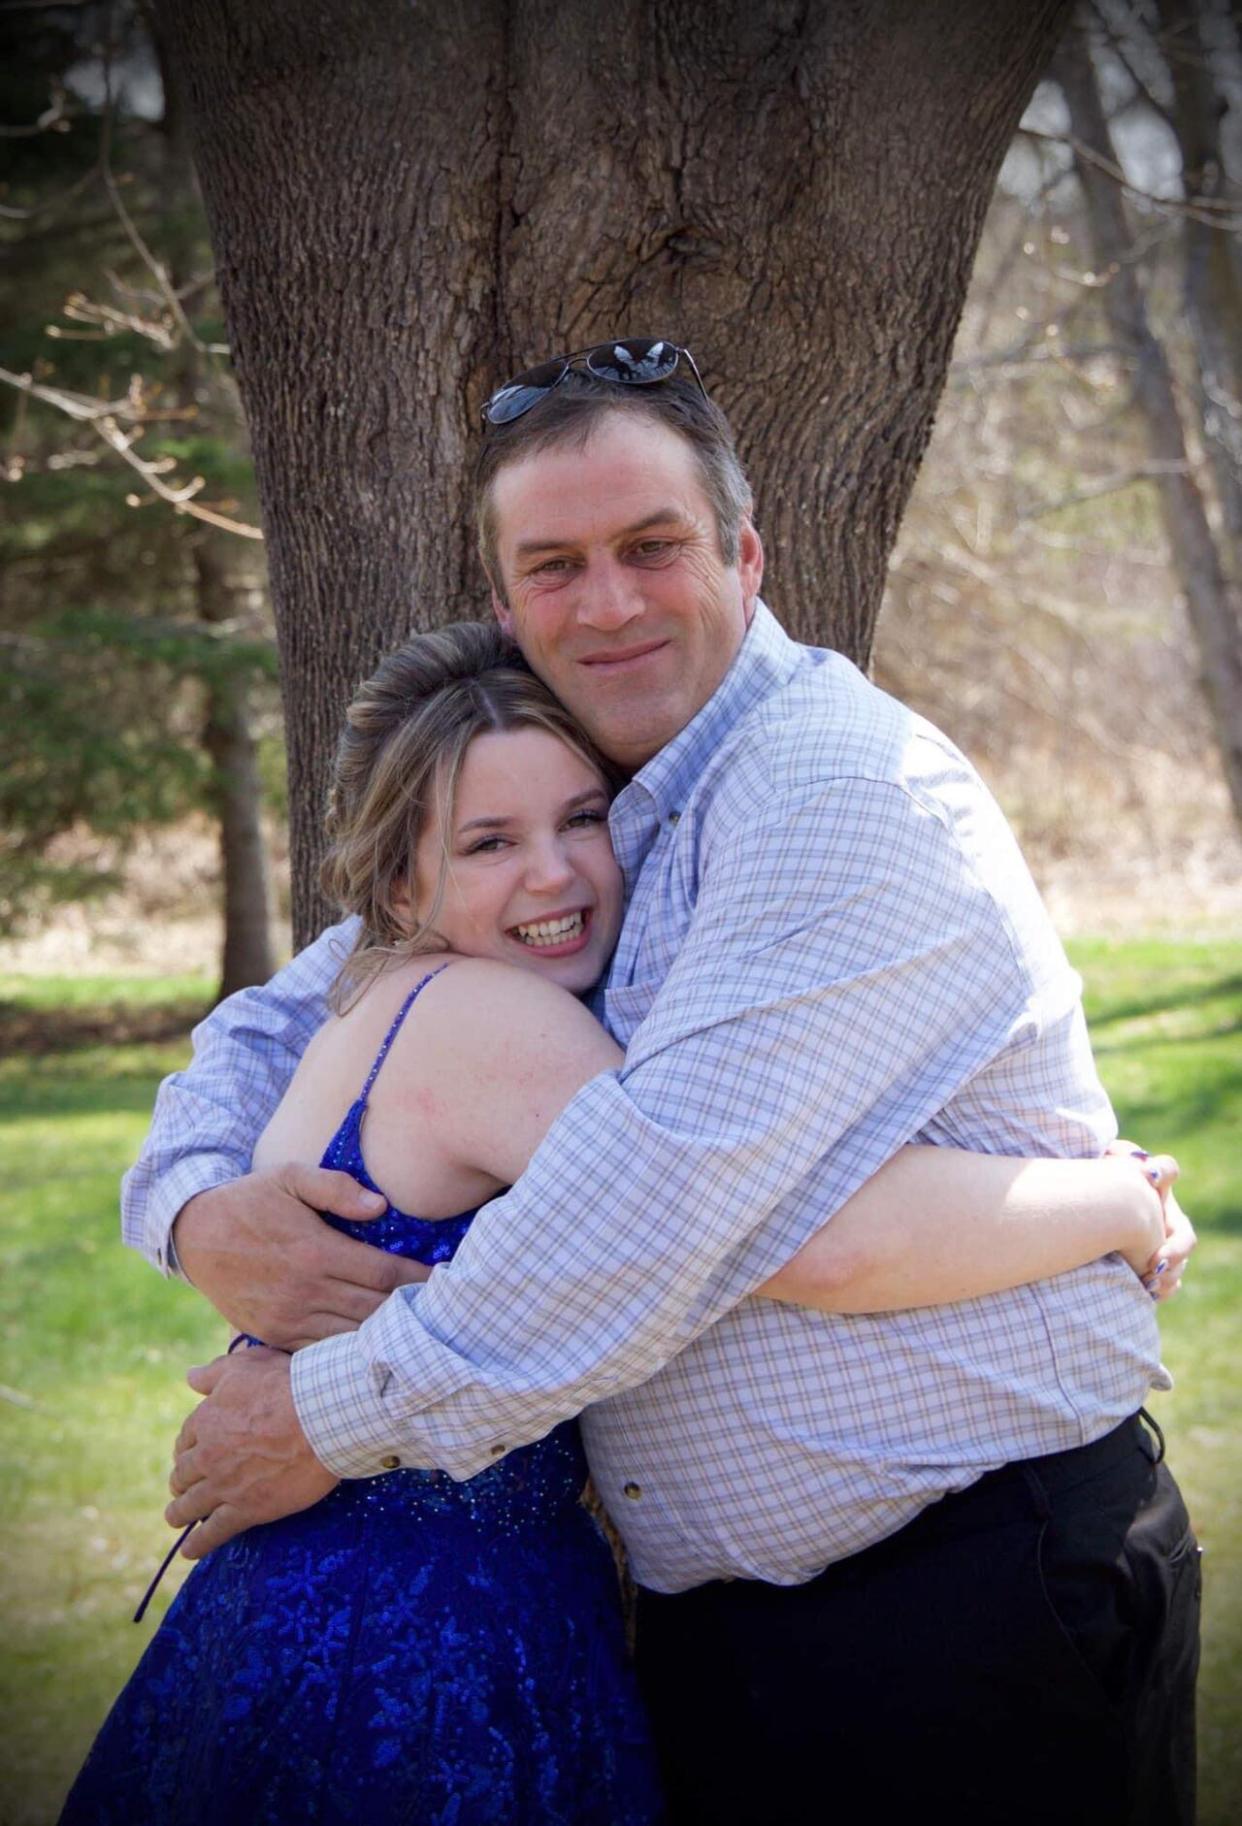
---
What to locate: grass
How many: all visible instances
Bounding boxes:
[0,971,222,1825]
[0,947,1239,1824]
[1072,939,1242,1823]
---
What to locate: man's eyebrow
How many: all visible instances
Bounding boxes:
[456,786,607,836]
[513,508,684,559]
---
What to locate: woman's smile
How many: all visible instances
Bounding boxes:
[412,726,623,993]
[509,906,594,953]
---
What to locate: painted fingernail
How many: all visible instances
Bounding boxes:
[1129,1148,1150,1160]
[1154,1260,1169,1275]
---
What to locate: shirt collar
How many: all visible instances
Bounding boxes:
[621,601,803,824]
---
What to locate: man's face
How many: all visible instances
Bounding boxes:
[488,413,764,770]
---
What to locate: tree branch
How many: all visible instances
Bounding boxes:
[1018,459,1192,521]
[0,365,264,539]
[1019,125,1242,229]
[0,85,74,138]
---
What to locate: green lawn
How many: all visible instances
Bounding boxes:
[0,947,1238,1824]
[1072,939,1242,1823]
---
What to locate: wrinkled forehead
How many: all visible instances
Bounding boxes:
[487,412,706,542]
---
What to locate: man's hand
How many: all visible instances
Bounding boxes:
[174,1165,430,1348]
[166,1346,339,1558]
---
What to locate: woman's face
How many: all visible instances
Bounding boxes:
[410,726,623,994]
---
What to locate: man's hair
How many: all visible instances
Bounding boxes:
[320,619,617,1008]
[474,367,754,591]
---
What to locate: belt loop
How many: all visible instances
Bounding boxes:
[1138,1407,1166,1464]
[1018,1463,1052,1521]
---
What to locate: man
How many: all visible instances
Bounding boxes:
[126,340,1198,1825]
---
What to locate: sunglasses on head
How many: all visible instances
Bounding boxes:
[482,337,708,426]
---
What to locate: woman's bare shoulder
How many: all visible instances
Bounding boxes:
[411,955,619,1064]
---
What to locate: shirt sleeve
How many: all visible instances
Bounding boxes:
[120,919,358,1275]
[292,779,1067,1480]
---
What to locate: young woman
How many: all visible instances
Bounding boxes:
[61,622,1179,1826]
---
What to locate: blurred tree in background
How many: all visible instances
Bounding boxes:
[877,0,1242,898]
[1,0,276,996]
[2,0,1239,970]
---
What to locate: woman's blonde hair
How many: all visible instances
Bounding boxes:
[320,620,616,1006]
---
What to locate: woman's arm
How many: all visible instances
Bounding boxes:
[396,965,1189,1318]
[758,1146,1184,1313]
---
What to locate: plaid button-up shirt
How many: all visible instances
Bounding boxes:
[123,604,1166,1591]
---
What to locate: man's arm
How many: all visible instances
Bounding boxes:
[120,918,431,1343]
[120,919,353,1273]
[280,775,1097,1484]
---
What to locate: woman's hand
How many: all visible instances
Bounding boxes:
[1108,1141,1196,1301]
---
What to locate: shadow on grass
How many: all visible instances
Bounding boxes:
[1094,1021,1242,1057]
[1085,975,1242,1030]
[0,1075,189,1124]
[0,999,210,1055]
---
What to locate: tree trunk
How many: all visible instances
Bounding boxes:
[155,25,278,989]
[1159,0,1242,556]
[1055,28,1242,828]
[153,0,1073,945]
[194,540,277,998]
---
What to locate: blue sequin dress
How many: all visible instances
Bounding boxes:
[61,970,665,1826]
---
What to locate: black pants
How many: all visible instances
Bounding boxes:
[635,1416,1200,1826]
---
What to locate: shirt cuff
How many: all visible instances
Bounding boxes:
[125,1153,243,1281]
[290,1331,410,1479]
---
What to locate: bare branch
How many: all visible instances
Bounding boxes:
[1019,125,1242,230]
[103,166,209,353]
[1018,460,1192,521]
[94,17,215,360]
[0,164,97,222]
[54,288,178,349]
[0,365,264,540]
[949,341,1127,380]
[0,85,74,138]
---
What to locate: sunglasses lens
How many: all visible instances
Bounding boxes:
[484,358,569,425]
[585,338,681,385]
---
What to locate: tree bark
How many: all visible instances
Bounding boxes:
[153,0,1074,944]
[1055,27,1242,828]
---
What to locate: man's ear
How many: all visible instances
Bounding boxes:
[737,518,764,618]
[490,578,514,636]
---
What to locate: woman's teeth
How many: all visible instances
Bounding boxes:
[514,911,586,948]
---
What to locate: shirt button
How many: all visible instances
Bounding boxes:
[668,811,680,826]
[622,1480,643,1500]
[379,1454,401,1470]
[489,1443,507,1458]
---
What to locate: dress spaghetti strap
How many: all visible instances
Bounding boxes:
[132,960,454,1625]
[357,963,453,1104]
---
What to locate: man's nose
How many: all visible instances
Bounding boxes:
[576,556,643,632]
